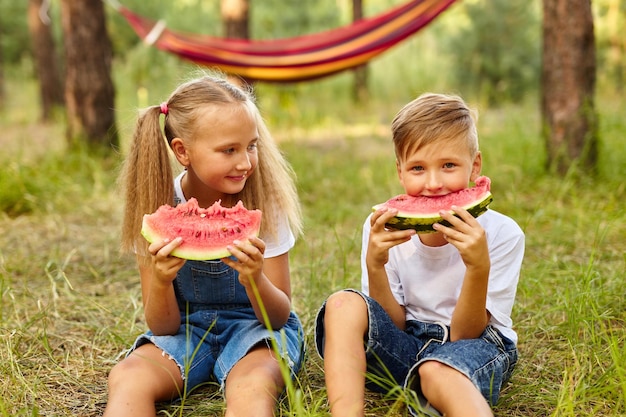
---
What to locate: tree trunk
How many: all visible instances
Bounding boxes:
[28,0,64,122]
[541,0,598,175]
[0,29,4,109]
[221,0,251,87]
[60,0,118,152]
[352,0,369,103]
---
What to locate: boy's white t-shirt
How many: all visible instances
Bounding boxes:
[173,171,295,258]
[361,209,525,345]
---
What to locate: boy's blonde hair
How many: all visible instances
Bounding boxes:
[391,93,479,161]
[119,73,302,259]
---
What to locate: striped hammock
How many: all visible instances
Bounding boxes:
[118,0,456,82]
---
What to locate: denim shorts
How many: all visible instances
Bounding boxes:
[315,289,517,413]
[130,308,305,393]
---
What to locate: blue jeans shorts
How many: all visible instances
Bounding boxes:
[130,307,305,393]
[315,290,517,412]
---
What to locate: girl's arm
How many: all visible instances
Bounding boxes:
[224,237,292,329]
[139,238,186,335]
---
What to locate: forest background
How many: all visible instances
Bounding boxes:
[0,0,625,416]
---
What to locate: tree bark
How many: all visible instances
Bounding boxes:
[0,29,4,109]
[541,0,598,175]
[28,0,64,121]
[221,0,251,87]
[352,0,369,103]
[60,0,118,152]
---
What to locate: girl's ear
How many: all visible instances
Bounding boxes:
[470,151,483,182]
[170,138,190,167]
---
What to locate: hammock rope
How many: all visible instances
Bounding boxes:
[117,0,457,82]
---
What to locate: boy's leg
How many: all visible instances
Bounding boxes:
[224,345,285,417]
[418,361,493,417]
[103,343,184,417]
[322,291,370,417]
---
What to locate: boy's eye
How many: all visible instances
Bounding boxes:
[443,162,456,169]
[411,165,424,172]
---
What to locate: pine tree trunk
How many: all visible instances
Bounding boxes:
[221,0,251,87]
[541,0,598,175]
[28,0,64,121]
[352,0,369,103]
[60,0,118,152]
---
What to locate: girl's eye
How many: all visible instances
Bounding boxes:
[223,148,235,154]
[247,143,258,152]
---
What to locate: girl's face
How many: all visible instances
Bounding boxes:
[172,104,259,206]
[396,138,482,197]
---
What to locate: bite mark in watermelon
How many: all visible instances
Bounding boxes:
[373,176,493,233]
[141,198,262,260]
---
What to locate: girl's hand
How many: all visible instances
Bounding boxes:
[433,206,489,270]
[366,208,416,268]
[148,237,186,285]
[223,236,266,288]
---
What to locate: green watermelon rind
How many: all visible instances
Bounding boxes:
[373,190,493,234]
[140,199,262,261]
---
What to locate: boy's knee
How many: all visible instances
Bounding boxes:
[325,290,365,315]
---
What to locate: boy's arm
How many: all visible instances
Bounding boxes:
[365,209,415,330]
[433,206,491,341]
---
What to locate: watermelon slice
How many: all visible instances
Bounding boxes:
[141,198,262,260]
[373,176,493,233]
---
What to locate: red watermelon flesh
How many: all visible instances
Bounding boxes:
[141,198,262,260]
[373,176,493,233]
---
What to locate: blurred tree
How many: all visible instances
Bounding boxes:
[445,0,540,105]
[352,0,369,103]
[221,0,251,87]
[28,0,64,121]
[60,0,118,152]
[222,0,249,39]
[0,29,4,108]
[541,0,598,175]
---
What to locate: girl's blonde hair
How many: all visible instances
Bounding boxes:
[391,93,479,161]
[119,73,302,259]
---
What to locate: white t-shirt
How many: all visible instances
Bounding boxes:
[174,171,295,258]
[361,209,524,344]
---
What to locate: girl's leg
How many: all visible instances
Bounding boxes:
[103,343,184,417]
[223,345,285,417]
[322,291,370,417]
[418,361,493,417]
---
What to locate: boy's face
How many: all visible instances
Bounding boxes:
[396,139,482,197]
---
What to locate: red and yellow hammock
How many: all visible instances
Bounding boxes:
[118,0,456,82]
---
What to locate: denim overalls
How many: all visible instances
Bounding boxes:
[130,258,305,391]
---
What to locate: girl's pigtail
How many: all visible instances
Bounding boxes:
[120,106,175,259]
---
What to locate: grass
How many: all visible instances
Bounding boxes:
[0,81,625,417]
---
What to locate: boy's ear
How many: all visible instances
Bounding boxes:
[170,138,190,167]
[470,151,483,181]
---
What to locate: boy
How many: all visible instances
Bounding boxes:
[315,93,524,417]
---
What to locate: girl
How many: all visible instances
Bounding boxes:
[104,73,304,417]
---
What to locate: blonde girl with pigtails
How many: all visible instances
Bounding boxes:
[104,72,304,417]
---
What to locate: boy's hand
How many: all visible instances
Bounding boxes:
[367,208,416,268]
[433,206,489,271]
